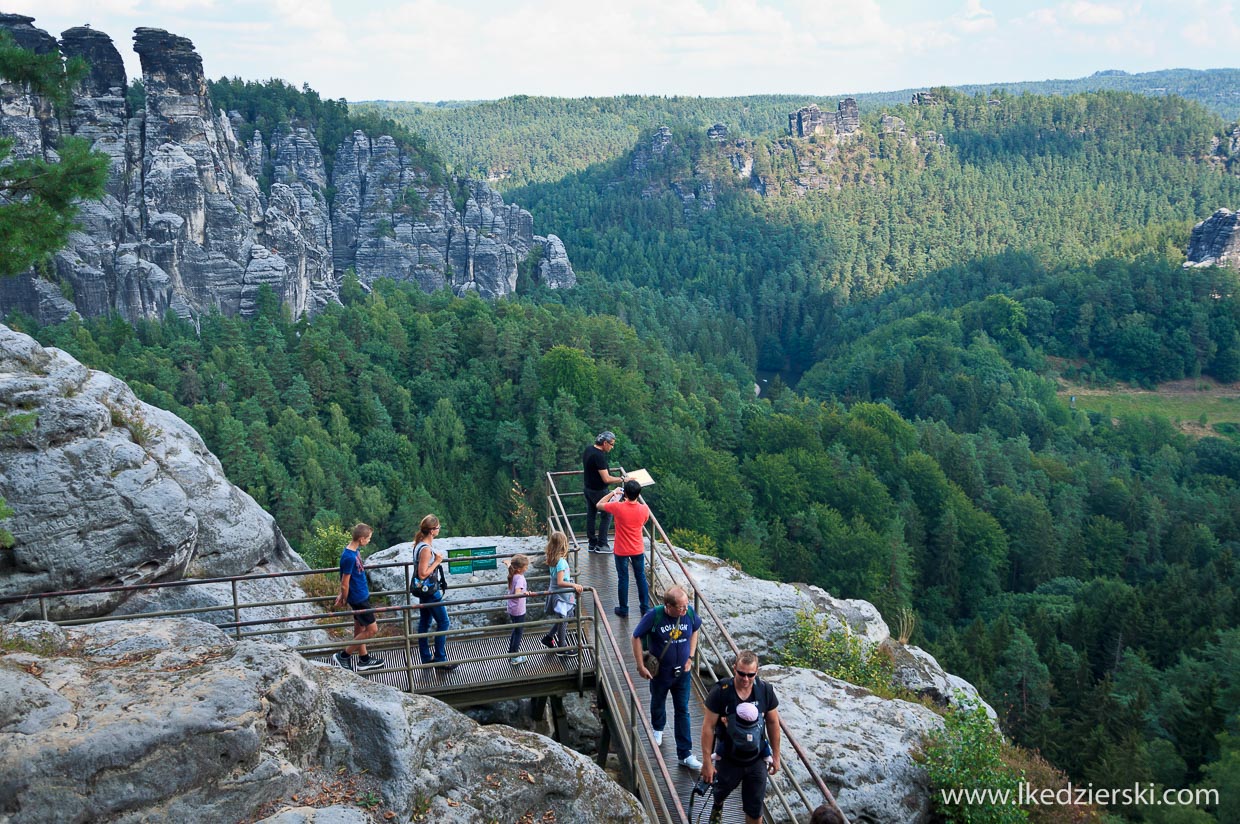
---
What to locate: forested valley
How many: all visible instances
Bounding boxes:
[11,81,1240,821]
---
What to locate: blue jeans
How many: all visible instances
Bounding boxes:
[650,673,693,758]
[508,613,526,653]
[417,593,449,663]
[614,553,649,615]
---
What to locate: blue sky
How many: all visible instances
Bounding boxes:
[21,0,1240,101]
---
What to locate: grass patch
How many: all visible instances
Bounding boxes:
[1061,381,1240,437]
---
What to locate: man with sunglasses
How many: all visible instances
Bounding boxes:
[699,650,781,824]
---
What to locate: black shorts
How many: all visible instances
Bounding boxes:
[712,757,768,819]
[349,599,377,626]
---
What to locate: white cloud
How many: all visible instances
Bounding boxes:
[1063,1,1125,26]
[955,0,997,34]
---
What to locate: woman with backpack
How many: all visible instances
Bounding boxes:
[412,514,455,673]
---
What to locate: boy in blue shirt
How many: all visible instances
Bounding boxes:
[334,523,383,672]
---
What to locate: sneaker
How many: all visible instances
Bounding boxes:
[333,651,353,670]
[652,730,663,746]
[613,607,629,617]
[679,754,704,770]
[355,655,384,672]
[511,655,527,665]
[555,646,579,657]
[435,662,459,673]
[594,543,613,554]
[540,636,558,650]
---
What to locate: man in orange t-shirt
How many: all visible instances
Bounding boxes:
[599,479,651,617]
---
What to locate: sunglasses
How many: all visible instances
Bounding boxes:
[735,669,757,679]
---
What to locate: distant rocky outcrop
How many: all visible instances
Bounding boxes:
[1185,208,1240,268]
[0,618,647,824]
[0,16,573,326]
[788,100,860,139]
[0,324,317,644]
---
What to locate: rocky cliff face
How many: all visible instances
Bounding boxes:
[0,323,316,642]
[1185,207,1240,268]
[331,134,567,297]
[0,16,573,326]
[788,100,860,139]
[0,619,646,824]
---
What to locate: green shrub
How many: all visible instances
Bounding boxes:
[921,696,1028,824]
[782,608,896,695]
[300,519,351,571]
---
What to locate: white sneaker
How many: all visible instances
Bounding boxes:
[652,730,663,746]
[679,754,703,770]
[511,656,527,665]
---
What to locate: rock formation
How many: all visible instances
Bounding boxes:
[763,666,944,823]
[788,99,860,139]
[0,618,647,824]
[1185,208,1240,269]
[0,16,574,326]
[660,549,993,715]
[0,324,316,644]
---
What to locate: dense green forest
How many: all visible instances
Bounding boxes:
[512,89,1240,380]
[356,68,1240,188]
[10,77,1240,819]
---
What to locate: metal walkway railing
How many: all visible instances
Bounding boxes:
[0,466,848,824]
[545,468,848,824]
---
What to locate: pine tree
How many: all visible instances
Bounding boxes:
[0,33,109,277]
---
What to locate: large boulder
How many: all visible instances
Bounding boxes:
[761,665,944,824]
[0,325,314,640]
[661,549,992,713]
[366,535,549,632]
[0,618,648,823]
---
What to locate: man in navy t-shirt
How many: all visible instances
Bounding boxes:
[632,586,703,770]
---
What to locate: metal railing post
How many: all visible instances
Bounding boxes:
[402,562,414,691]
[230,579,241,640]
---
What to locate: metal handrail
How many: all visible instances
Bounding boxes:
[546,470,690,824]
[642,506,846,823]
[550,460,841,822]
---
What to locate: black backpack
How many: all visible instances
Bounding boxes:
[723,680,766,762]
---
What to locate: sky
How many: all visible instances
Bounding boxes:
[16,0,1240,101]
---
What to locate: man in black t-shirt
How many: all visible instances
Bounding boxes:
[582,431,624,553]
[700,650,782,824]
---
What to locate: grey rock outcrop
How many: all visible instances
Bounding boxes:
[762,666,944,824]
[662,549,993,715]
[331,139,570,297]
[788,100,859,139]
[0,17,573,325]
[1186,208,1240,268]
[0,618,648,824]
[0,324,315,642]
